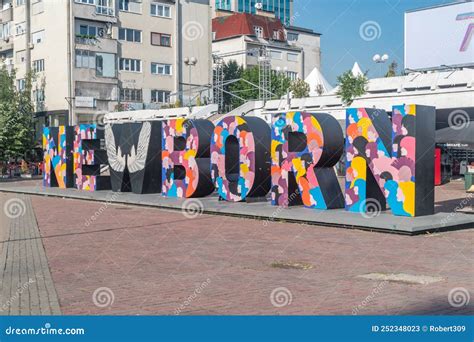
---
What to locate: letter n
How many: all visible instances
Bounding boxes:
[43,126,74,188]
[162,119,215,198]
[345,105,435,217]
[271,112,344,209]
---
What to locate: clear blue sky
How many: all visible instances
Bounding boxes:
[294,0,460,85]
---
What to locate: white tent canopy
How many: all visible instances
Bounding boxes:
[304,67,334,96]
[351,62,364,77]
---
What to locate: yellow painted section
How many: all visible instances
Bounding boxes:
[350,157,367,187]
[400,181,415,216]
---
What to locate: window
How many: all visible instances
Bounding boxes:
[0,23,11,40]
[120,88,142,102]
[32,59,45,72]
[75,49,96,69]
[96,52,116,77]
[32,30,45,44]
[254,26,263,38]
[79,24,98,37]
[215,0,231,11]
[273,30,281,40]
[287,32,299,41]
[286,71,298,81]
[17,79,26,91]
[287,53,298,62]
[119,0,142,13]
[151,32,171,47]
[16,0,26,6]
[270,50,282,60]
[151,3,171,18]
[119,58,142,72]
[151,90,170,103]
[151,62,172,75]
[247,50,258,57]
[75,0,94,4]
[15,22,26,36]
[33,89,45,103]
[118,28,142,42]
[96,0,114,16]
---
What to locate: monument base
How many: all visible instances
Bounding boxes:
[0,185,472,235]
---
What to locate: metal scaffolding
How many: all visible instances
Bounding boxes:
[212,47,274,113]
[258,47,272,102]
[212,55,225,113]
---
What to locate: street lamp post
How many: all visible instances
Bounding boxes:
[373,54,389,77]
[184,57,197,107]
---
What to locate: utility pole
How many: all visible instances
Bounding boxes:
[66,0,74,125]
[25,0,31,74]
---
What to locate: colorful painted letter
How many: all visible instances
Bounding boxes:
[271,112,344,209]
[73,124,111,191]
[211,116,271,202]
[162,119,215,198]
[105,122,162,194]
[43,126,74,188]
[345,105,435,217]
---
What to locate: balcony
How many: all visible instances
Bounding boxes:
[0,37,13,53]
[73,1,117,23]
[74,81,118,113]
[0,5,13,23]
[75,35,118,54]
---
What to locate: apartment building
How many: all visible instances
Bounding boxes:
[0,0,212,129]
[212,11,320,80]
[285,25,321,80]
[213,0,293,25]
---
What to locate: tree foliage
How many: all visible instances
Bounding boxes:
[290,79,310,98]
[226,64,292,109]
[385,61,398,78]
[336,70,368,106]
[0,66,35,163]
[222,60,243,109]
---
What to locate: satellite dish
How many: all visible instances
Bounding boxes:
[255,2,263,10]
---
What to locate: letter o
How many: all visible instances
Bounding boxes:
[211,116,270,202]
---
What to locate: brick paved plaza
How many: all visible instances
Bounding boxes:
[0,180,473,316]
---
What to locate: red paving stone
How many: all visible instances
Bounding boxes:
[31,194,474,316]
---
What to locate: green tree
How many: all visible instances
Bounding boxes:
[336,70,368,106]
[0,66,35,163]
[222,60,243,109]
[289,79,310,98]
[228,66,291,108]
[385,61,398,78]
[0,66,16,103]
[272,72,292,98]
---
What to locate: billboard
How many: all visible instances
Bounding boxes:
[405,2,474,70]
